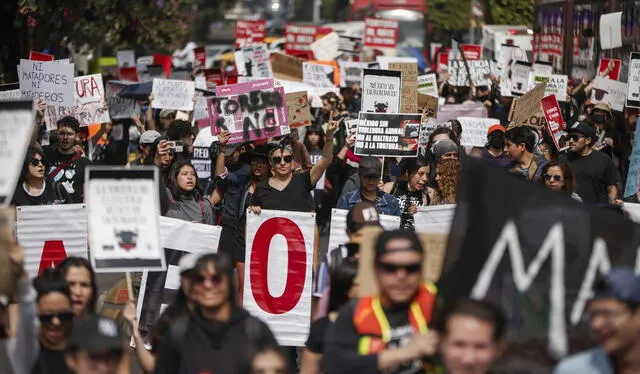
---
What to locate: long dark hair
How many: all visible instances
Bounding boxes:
[328,260,358,313]
[194,253,236,308]
[57,256,98,315]
[167,161,203,201]
[303,126,325,151]
[20,147,47,183]
[540,160,577,194]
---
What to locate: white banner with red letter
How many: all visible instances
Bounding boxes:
[16,204,88,277]
[244,209,315,346]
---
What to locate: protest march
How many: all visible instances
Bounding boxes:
[2,1,640,374]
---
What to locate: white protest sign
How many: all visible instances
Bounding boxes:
[16,204,88,278]
[456,117,498,147]
[19,59,75,107]
[623,203,640,223]
[86,167,164,273]
[417,74,439,97]
[134,216,221,347]
[345,119,358,136]
[236,44,273,80]
[151,78,195,111]
[137,56,153,65]
[599,12,623,50]
[244,210,315,346]
[117,50,136,68]
[447,60,491,87]
[528,62,553,90]
[327,209,400,254]
[414,204,456,234]
[0,101,34,206]
[302,62,336,88]
[362,69,401,113]
[0,90,23,101]
[376,57,418,70]
[511,61,532,96]
[626,52,640,109]
[311,32,340,61]
[339,61,366,87]
[591,76,627,112]
[545,75,568,102]
[73,74,110,125]
[192,127,218,180]
[106,81,139,120]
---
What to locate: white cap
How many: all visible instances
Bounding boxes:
[178,253,200,274]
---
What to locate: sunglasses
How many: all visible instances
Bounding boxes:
[193,273,223,286]
[29,158,44,167]
[377,262,422,275]
[271,155,293,164]
[38,311,74,325]
[544,174,562,182]
[567,134,584,142]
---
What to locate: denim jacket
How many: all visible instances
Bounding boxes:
[337,188,401,217]
[554,347,613,374]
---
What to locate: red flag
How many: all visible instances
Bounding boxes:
[29,51,54,62]
[152,53,172,78]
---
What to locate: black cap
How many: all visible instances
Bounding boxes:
[67,315,124,354]
[359,156,382,177]
[566,121,596,140]
[374,230,424,261]
[592,268,640,307]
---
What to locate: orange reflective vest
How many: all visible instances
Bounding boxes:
[353,283,437,355]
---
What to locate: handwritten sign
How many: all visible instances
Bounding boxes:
[236,44,273,81]
[236,20,267,48]
[285,91,312,128]
[456,117,498,147]
[44,74,110,128]
[509,82,547,128]
[355,112,421,157]
[272,52,305,82]
[151,78,195,111]
[302,62,335,88]
[19,59,74,107]
[626,52,640,109]
[447,60,491,87]
[591,76,627,112]
[545,75,568,103]
[389,63,418,113]
[362,69,401,114]
[417,74,439,97]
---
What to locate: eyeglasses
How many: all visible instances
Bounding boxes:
[193,273,223,286]
[567,134,584,142]
[58,131,75,137]
[377,262,422,275]
[29,158,44,167]
[584,309,631,323]
[544,174,562,182]
[38,311,74,325]
[271,155,293,164]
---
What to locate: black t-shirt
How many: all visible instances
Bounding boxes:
[251,173,314,212]
[306,316,332,354]
[31,344,72,374]
[43,147,91,204]
[568,150,620,204]
[393,182,425,231]
[11,180,70,206]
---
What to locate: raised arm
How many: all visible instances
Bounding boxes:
[310,119,339,186]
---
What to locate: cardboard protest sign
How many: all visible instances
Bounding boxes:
[16,204,88,277]
[106,81,139,120]
[599,12,623,50]
[244,210,315,346]
[625,128,640,197]
[338,35,363,55]
[626,52,640,109]
[19,59,75,107]
[302,62,336,88]
[598,59,622,81]
[236,44,273,81]
[236,20,267,48]
[361,69,401,114]
[460,44,483,60]
[86,167,164,273]
[418,93,439,121]
[285,91,312,128]
[545,75,568,103]
[541,95,568,152]
[135,216,221,347]
[591,77,627,112]
[456,117,499,147]
[327,209,400,257]
[209,79,289,144]
[439,155,640,364]
[151,78,195,111]
[191,127,217,179]
[447,60,491,87]
[311,32,340,61]
[508,82,547,128]
[417,74,439,97]
[285,24,318,56]
[389,62,418,113]
[29,51,54,62]
[0,101,34,206]
[116,50,136,68]
[339,61,366,87]
[355,112,421,157]
[271,52,305,82]
[364,18,399,48]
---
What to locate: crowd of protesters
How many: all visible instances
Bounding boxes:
[2,43,640,374]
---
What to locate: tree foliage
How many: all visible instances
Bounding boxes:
[428,0,472,33]
[483,0,534,26]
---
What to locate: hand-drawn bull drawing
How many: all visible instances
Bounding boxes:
[115,229,139,251]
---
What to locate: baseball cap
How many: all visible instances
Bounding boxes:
[374,230,424,261]
[159,109,177,119]
[567,121,596,140]
[592,268,640,307]
[488,124,506,136]
[433,139,458,160]
[346,202,382,233]
[67,315,124,353]
[178,253,201,274]
[359,156,382,177]
[139,130,162,145]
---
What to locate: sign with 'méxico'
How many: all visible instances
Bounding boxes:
[355,112,421,157]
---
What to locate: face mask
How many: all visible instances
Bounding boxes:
[488,134,505,149]
[592,114,606,124]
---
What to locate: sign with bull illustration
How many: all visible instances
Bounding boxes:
[85,166,165,273]
[354,112,421,157]
[361,69,401,114]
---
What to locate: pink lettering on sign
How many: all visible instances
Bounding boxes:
[75,76,100,98]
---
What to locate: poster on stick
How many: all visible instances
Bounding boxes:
[598,59,622,81]
[302,62,336,88]
[19,59,74,107]
[361,69,401,114]
[417,74,439,97]
[355,112,421,157]
[0,101,35,206]
[285,24,317,56]
[364,18,398,48]
[627,52,640,109]
[541,95,568,151]
[591,77,627,112]
[244,210,315,346]
[86,167,164,273]
[508,82,547,128]
[456,117,499,147]
[285,91,312,128]
[236,44,273,81]
[209,79,289,144]
[16,204,88,278]
[236,20,267,48]
[151,78,195,111]
[389,62,418,113]
[447,60,491,87]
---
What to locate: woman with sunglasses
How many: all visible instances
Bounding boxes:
[56,257,98,319]
[11,147,71,206]
[31,268,75,374]
[540,161,583,202]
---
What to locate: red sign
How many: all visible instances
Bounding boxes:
[29,51,54,62]
[285,24,318,56]
[436,51,449,74]
[541,95,567,151]
[38,240,68,276]
[203,68,224,88]
[249,217,307,314]
[118,67,139,82]
[598,59,622,81]
[461,44,483,60]
[194,47,206,70]
[152,53,172,78]
[235,20,267,48]
[364,18,399,48]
